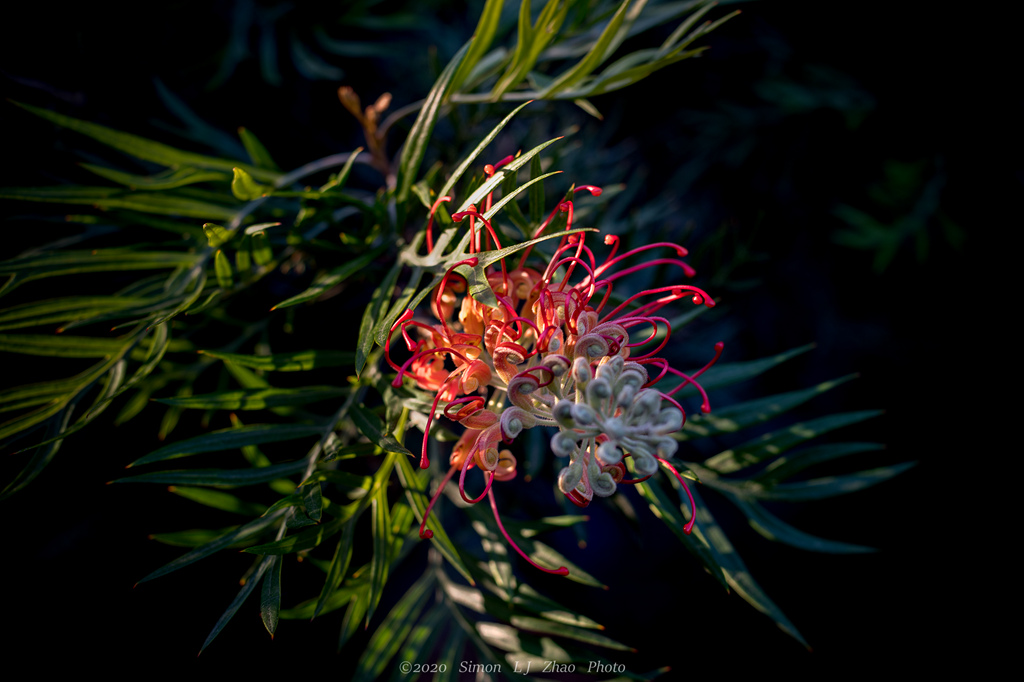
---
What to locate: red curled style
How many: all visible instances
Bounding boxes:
[656,457,697,534]
[425,195,452,254]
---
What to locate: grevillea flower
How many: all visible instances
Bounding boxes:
[387,160,722,576]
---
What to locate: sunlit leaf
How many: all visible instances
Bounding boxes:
[203,223,232,248]
[231,167,273,201]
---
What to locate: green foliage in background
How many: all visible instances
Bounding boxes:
[1,1,908,675]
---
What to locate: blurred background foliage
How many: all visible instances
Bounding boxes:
[0,0,994,674]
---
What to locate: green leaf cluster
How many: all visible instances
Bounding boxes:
[0,1,908,674]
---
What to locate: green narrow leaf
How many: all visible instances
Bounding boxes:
[350,403,412,456]
[272,245,385,309]
[454,136,561,215]
[0,186,239,220]
[529,154,544,224]
[540,0,632,98]
[752,463,916,502]
[729,496,876,554]
[680,375,858,439]
[0,403,73,501]
[214,249,233,289]
[238,127,280,171]
[367,471,393,624]
[168,486,268,516]
[704,410,884,474]
[681,485,808,647]
[393,453,474,584]
[355,260,401,377]
[339,586,371,650]
[199,349,355,372]
[448,0,504,95]
[757,442,886,485]
[582,46,708,97]
[508,615,632,651]
[200,555,274,654]
[235,234,252,272]
[137,510,285,584]
[113,459,308,487]
[434,628,467,682]
[437,100,534,202]
[245,507,356,555]
[78,164,229,190]
[11,101,281,183]
[492,0,569,99]
[482,171,561,222]
[231,167,272,201]
[302,479,323,522]
[511,583,603,630]
[313,501,369,619]
[319,148,362,193]
[260,555,283,637]
[148,528,238,547]
[388,605,447,680]
[635,476,728,591]
[129,423,324,467]
[352,572,436,682]
[153,386,347,410]
[251,231,274,266]
[396,40,471,205]
[0,334,125,358]
[203,223,231,248]
[670,343,817,397]
[658,0,720,55]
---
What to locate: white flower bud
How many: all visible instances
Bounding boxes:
[551,430,579,457]
[558,462,583,493]
[596,440,623,465]
[571,403,597,425]
[553,400,575,428]
[572,356,592,386]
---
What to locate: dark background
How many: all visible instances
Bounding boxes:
[1,0,1004,675]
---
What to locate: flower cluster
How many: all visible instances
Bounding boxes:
[387,159,722,575]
